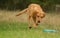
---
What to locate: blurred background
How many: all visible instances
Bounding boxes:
[0,0,60,12]
[0,0,60,30]
[0,0,60,38]
[0,0,60,31]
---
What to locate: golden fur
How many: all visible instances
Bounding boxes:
[16,3,45,29]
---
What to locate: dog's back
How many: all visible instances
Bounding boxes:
[27,4,45,17]
[28,4,43,13]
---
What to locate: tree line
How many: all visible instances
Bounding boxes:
[0,0,60,11]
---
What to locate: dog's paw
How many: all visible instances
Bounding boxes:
[29,27,32,29]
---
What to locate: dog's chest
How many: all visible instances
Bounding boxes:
[32,12,37,18]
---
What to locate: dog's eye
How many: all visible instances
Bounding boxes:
[37,16,39,17]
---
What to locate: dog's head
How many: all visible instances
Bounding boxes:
[36,12,45,23]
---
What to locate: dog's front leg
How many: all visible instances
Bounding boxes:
[31,17,37,28]
[28,16,32,29]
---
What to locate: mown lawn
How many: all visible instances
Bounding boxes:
[0,21,60,38]
[0,10,60,38]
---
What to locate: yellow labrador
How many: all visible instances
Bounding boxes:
[16,3,45,29]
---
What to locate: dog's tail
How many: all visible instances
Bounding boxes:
[16,8,28,16]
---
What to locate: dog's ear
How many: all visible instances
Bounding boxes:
[41,13,45,18]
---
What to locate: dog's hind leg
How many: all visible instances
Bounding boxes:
[16,8,28,16]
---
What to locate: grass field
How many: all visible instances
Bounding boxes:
[0,10,60,38]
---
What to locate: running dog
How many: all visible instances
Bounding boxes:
[16,3,45,29]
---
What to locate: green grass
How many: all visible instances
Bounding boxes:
[0,21,60,38]
[0,10,60,38]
